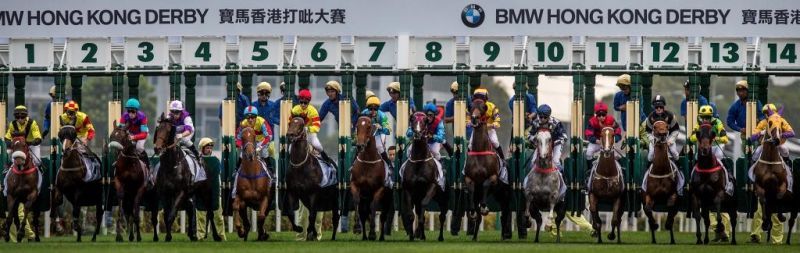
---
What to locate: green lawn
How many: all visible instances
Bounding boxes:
[1,231,798,253]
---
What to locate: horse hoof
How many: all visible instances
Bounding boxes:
[608,233,616,241]
[189,236,198,242]
[696,240,703,244]
[165,234,172,242]
[213,235,222,242]
[651,224,660,231]
[761,223,772,232]
[115,235,123,242]
[91,236,96,242]
[292,226,303,233]
[153,236,159,242]
[777,214,786,222]
[368,232,377,241]
[438,236,444,242]
[704,238,709,244]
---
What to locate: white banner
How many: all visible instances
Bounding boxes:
[0,0,798,38]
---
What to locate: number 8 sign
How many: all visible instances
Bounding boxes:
[413,37,456,67]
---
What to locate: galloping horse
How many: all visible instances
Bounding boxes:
[52,125,103,242]
[752,118,790,237]
[3,135,40,242]
[464,99,512,241]
[589,127,624,244]
[690,123,737,245]
[232,127,272,241]
[151,114,203,242]
[285,116,340,241]
[641,121,679,244]
[401,112,448,241]
[523,128,566,243]
[351,115,392,241]
[108,124,148,242]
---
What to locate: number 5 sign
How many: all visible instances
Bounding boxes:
[296,37,341,67]
[124,37,169,69]
[239,36,284,67]
[67,38,111,70]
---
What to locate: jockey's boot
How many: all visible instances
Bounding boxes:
[265,157,276,174]
[495,146,507,164]
[783,156,792,167]
[139,151,150,168]
[320,151,338,170]
[442,142,455,157]
[188,145,200,160]
[584,159,594,193]
[381,152,395,171]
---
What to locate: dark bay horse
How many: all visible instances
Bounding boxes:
[3,135,40,242]
[465,99,512,241]
[52,125,103,242]
[232,127,271,241]
[151,114,203,242]
[641,121,679,244]
[108,124,148,242]
[402,112,448,241]
[351,115,391,241]
[753,118,790,237]
[690,123,737,245]
[285,116,340,241]
[590,126,624,244]
[524,128,566,243]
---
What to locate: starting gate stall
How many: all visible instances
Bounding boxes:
[1,0,799,238]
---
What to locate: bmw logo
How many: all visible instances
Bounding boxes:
[461,4,485,28]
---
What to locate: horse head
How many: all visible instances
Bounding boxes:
[697,123,714,158]
[470,99,488,128]
[108,120,133,152]
[240,127,257,161]
[286,116,307,143]
[764,116,783,146]
[410,112,429,141]
[535,128,553,168]
[653,120,669,145]
[9,135,28,156]
[354,116,374,149]
[153,113,177,155]
[600,127,615,157]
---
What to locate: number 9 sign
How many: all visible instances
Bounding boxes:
[470,37,514,67]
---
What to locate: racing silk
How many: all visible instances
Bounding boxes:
[171,110,194,135]
[360,109,391,136]
[236,116,271,147]
[466,101,501,129]
[531,117,568,144]
[645,110,680,135]
[59,111,96,141]
[5,118,42,143]
[290,105,322,133]
[119,111,149,141]
[251,99,279,130]
[754,114,795,145]
[584,115,622,143]
[689,117,728,144]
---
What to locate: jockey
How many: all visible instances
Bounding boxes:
[406,103,446,160]
[291,89,335,166]
[362,96,394,170]
[529,104,568,170]
[469,88,505,162]
[167,100,200,159]
[645,95,680,162]
[584,102,622,161]
[59,100,96,144]
[751,104,795,165]
[119,98,150,164]
[5,105,43,166]
[236,106,272,160]
[689,105,729,165]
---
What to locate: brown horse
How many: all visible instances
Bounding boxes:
[285,116,340,241]
[232,127,271,241]
[401,112,448,241]
[52,125,103,242]
[753,119,790,236]
[641,121,679,244]
[3,135,40,242]
[589,126,624,244]
[151,115,202,242]
[690,123,737,245]
[351,115,391,241]
[465,99,512,241]
[108,124,148,242]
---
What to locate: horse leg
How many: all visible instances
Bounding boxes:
[499,189,512,241]
[18,192,35,242]
[186,198,198,242]
[151,207,159,242]
[92,203,102,242]
[437,192,447,242]
[788,211,798,245]
[691,195,703,244]
[371,187,386,241]
[643,194,657,244]
[306,196,319,241]
[32,210,40,242]
[759,197,772,232]
[713,193,725,243]
[114,186,125,242]
[332,192,340,241]
[555,201,566,243]
[702,208,711,244]
[609,196,622,244]
[415,201,425,241]
[728,202,738,245]
[3,199,14,242]
[351,187,368,241]
[257,195,270,241]
[134,185,146,242]
[235,199,249,241]
[589,193,602,243]
[72,191,83,242]
[402,189,415,241]
[665,193,678,245]
[286,193,303,233]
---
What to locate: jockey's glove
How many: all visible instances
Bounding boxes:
[28,138,42,146]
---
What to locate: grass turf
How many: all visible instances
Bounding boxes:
[1,230,798,253]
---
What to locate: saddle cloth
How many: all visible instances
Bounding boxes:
[523,168,567,201]
[232,159,274,198]
[587,159,626,193]
[318,158,338,188]
[691,163,735,196]
[641,160,685,196]
[151,149,207,185]
[748,159,794,193]
[461,153,509,184]
[2,167,42,197]
[400,155,445,191]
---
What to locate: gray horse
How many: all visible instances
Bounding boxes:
[523,129,566,243]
